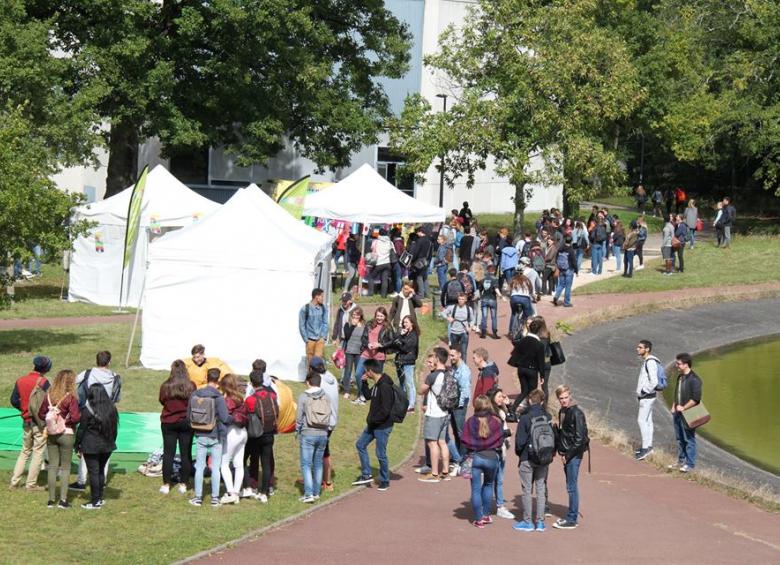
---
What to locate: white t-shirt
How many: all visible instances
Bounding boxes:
[424,370,447,418]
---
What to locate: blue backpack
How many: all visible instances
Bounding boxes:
[556,250,571,272]
[646,357,667,391]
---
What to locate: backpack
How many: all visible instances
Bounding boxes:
[646,357,668,391]
[531,250,545,273]
[77,369,121,407]
[45,394,67,435]
[444,247,453,263]
[528,414,556,466]
[457,272,475,300]
[28,377,48,429]
[304,394,332,429]
[189,395,217,432]
[445,279,465,305]
[390,382,409,424]
[434,370,460,412]
[247,389,278,438]
[556,250,570,272]
[593,225,607,243]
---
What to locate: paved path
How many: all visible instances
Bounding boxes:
[192,282,780,565]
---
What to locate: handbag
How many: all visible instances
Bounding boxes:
[671,235,681,249]
[412,257,427,271]
[331,348,346,370]
[549,341,566,366]
[695,218,703,232]
[399,250,413,268]
[682,403,711,429]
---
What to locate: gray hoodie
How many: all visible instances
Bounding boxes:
[320,371,339,428]
[295,387,331,436]
[76,367,122,408]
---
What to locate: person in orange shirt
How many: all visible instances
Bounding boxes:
[184,344,233,389]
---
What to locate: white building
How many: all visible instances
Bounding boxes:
[54,0,562,214]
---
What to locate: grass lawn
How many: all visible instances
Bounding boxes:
[0,313,446,563]
[578,235,780,294]
[1,264,132,320]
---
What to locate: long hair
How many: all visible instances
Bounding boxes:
[219,374,244,405]
[510,272,533,294]
[160,359,195,401]
[350,306,365,325]
[473,395,495,438]
[372,306,389,326]
[49,370,76,406]
[529,316,550,339]
[87,383,118,440]
[401,314,421,337]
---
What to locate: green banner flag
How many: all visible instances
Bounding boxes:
[276,175,310,218]
[124,165,149,268]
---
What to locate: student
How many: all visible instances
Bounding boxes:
[295,371,331,503]
[669,353,703,473]
[445,293,474,359]
[243,362,278,502]
[9,355,51,491]
[460,395,505,528]
[158,359,195,495]
[388,280,423,331]
[392,315,420,412]
[553,385,589,529]
[488,388,514,521]
[449,346,472,462]
[298,288,329,364]
[507,272,534,336]
[478,265,500,339]
[76,384,119,510]
[508,317,546,412]
[219,374,248,504]
[341,307,366,400]
[513,389,552,532]
[472,348,499,403]
[189,369,233,507]
[352,359,396,491]
[309,357,340,493]
[38,369,81,508]
[634,340,660,461]
[418,348,451,483]
[184,344,232,389]
[353,307,394,405]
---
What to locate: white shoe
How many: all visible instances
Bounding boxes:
[256,493,268,503]
[496,506,515,520]
[240,487,256,499]
[449,463,460,476]
[177,483,187,495]
[220,493,239,505]
[159,484,170,495]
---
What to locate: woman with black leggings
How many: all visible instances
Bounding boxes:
[158,360,195,495]
[243,367,278,502]
[507,318,546,413]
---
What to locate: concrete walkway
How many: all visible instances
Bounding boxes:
[192,282,780,565]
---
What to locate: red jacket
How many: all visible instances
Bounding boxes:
[11,372,50,422]
[38,393,81,430]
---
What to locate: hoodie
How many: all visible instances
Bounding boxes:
[295,387,331,436]
[373,235,393,266]
[76,367,122,409]
[189,386,233,440]
[320,371,340,428]
[473,361,499,404]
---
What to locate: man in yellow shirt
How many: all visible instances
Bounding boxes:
[184,344,233,389]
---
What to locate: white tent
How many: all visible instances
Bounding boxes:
[302,163,446,223]
[140,184,333,379]
[68,165,221,307]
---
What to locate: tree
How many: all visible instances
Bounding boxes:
[29,0,412,196]
[390,0,642,234]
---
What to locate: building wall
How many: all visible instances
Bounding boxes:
[50,147,109,202]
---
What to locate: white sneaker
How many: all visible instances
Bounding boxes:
[240,487,256,499]
[220,493,239,505]
[159,484,170,495]
[256,493,268,503]
[496,506,515,520]
[449,463,460,476]
[177,483,187,494]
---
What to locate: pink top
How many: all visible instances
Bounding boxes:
[361,324,386,361]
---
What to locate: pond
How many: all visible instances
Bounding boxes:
[664,335,780,475]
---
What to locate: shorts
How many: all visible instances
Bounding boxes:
[423,415,450,441]
[661,246,673,260]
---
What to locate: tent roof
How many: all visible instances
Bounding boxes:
[302,163,446,224]
[150,184,332,271]
[75,165,220,227]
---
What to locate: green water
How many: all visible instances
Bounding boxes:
[664,335,780,475]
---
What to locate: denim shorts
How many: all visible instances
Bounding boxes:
[423,415,449,441]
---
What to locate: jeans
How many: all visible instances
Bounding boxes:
[637,397,655,449]
[509,295,533,334]
[470,454,499,521]
[245,434,275,494]
[368,263,391,297]
[564,456,582,523]
[494,456,506,508]
[356,425,393,483]
[221,425,248,495]
[47,432,75,502]
[553,270,574,306]
[393,262,403,293]
[624,250,635,276]
[590,242,604,274]
[84,452,111,505]
[502,268,515,288]
[673,412,697,468]
[194,436,223,499]
[688,228,696,249]
[613,245,622,271]
[674,244,684,272]
[723,225,732,247]
[575,248,585,271]
[342,352,360,395]
[10,422,46,488]
[481,300,498,334]
[161,420,193,486]
[334,249,346,270]
[449,332,469,359]
[541,266,556,295]
[397,363,416,409]
[519,460,548,523]
[300,434,327,497]
[451,405,467,456]
[436,265,448,291]
[636,241,645,266]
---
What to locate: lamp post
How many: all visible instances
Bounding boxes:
[639,130,645,184]
[435,93,448,208]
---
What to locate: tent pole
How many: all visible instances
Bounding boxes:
[124,231,149,368]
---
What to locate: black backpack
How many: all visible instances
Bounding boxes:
[593,225,607,243]
[390,382,409,424]
[445,279,465,305]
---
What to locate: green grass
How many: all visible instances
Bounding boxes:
[579,235,780,294]
[0,311,445,563]
[1,264,133,320]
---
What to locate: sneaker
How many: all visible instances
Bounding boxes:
[440,473,452,481]
[496,506,515,520]
[25,485,45,492]
[667,462,684,470]
[47,500,56,508]
[220,493,239,505]
[544,506,552,517]
[552,297,559,306]
[563,303,574,308]
[299,495,315,503]
[210,498,221,508]
[512,520,535,532]
[189,497,202,507]
[69,481,86,492]
[81,502,101,510]
[634,448,642,456]
[679,464,691,473]
[159,484,170,495]
[553,519,578,529]
[351,474,373,486]
[481,515,493,525]
[255,493,268,503]
[96,499,105,507]
[449,463,460,476]
[414,466,432,474]
[535,520,546,532]
[636,447,653,460]
[58,500,72,509]
[474,519,485,529]
[418,473,441,483]
[240,487,256,499]
[177,483,188,495]
[377,481,390,491]
[268,486,276,496]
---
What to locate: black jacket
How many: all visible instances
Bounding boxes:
[366,374,395,429]
[346,237,361,264]
[76,407,118,455]
[410,236,432,268]
[556,405,589,462]
[674,370,702,406]
[508,335,545,375]
[388,293,422,328]
[360,320,395,353]
[391,330,419,365]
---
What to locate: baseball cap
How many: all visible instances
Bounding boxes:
[309,356,326,373]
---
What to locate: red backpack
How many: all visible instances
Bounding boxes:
[247,389,278,438]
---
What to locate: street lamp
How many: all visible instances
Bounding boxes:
[435,93,448,208]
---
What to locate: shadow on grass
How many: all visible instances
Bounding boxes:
[0,328,102,354]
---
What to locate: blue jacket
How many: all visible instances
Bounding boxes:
[299,302,328,342]
[452,362,472,408]
[500,246,519,271]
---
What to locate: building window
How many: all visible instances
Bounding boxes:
[377,147,415,197]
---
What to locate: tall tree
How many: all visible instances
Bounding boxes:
[390,0,641,233]
[30,0,412,196]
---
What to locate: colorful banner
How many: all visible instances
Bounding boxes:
[123,166,149,268]
[272,176,333,219]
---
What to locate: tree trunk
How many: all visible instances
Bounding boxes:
[105,121,140,198]
[512,181,526,238]
[562,185,578,218]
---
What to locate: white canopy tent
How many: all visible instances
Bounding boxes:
[140,184,333,379]
[68,165,221,307]
[302,163,446,223]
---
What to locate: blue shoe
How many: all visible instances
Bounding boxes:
[535,520,545,532]
[512,520,535,532]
